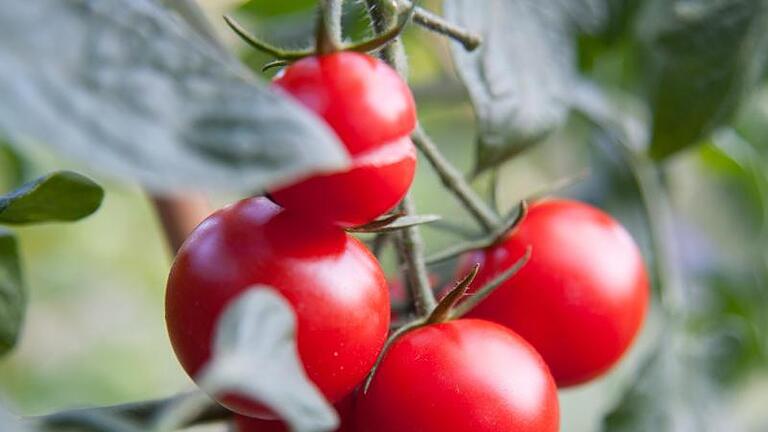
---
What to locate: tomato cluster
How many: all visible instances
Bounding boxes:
[165,51,649,432]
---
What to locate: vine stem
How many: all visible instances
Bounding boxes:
[366,0,438,316]
[606,138,685,318]
[316,0,344,54]
[365,1,499,234]
[412,127,501,232]
[401,1,482,50]
[394,198,437,315]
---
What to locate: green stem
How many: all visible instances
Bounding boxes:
[367,0,436,316]
[394,197,437,315]
[426,201,526,264]
[616,147,686,317]
[412,127,501,232]
[223,15,312,60]
[316,0,344,54]
[406,1,482,50]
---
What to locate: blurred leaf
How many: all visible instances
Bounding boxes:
[0,171,103,225]
[571,81,648,150]
[161,0,226,49]
[597,0,643,43]
[445,0,607,173]
[603,333,732,432]
[0,404,31,432]
[638,0,768,160]
[0,0,348,194]
[196,287,338,432]
[0,229,24,356]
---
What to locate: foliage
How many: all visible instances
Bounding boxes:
[0,0,348,194]
[1,0,768,431]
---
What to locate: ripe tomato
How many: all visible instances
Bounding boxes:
[234,394,357,432]
[355,319,559,432]
[165,197,390,416]
[458,199,649,386]
[270,52,417,227]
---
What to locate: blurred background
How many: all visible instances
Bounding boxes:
[2,0,768,431]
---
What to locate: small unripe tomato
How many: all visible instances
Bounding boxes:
[270,52,417,227]
[165,197,390,416]
[355,319,559,432]
[234,394,357,432]
[457,199,649,386]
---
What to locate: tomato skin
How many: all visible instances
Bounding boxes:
[234,394,357,432]
[165,197,390,416]
[270,52,417,227]
[355,319,559,432]
[458,199,649,387]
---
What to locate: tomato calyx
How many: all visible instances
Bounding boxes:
[425,264,479,324]
[425,200,528,265]
[223,2,417,67]
[362,263,481,393]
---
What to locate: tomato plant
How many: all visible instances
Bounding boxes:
[356,319,559,432]
[165,197,390,416]
[7,0,766,430]
[270,52,417,227]
[456,199,650,386]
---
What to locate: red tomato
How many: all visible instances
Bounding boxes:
[234,394,357,432]
[270,52,417,227]
[166,197,390,416]
[355,319,559,432]
[458,199,649,386]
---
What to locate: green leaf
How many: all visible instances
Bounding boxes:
[0,139,27,189]
[638,0,768,160]
[603,333,731,431]
[0,229,25,356]
[0,171,104,225]
[0,0,348,194]
[444,0,606,174]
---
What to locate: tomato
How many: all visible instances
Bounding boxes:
[234,394,357,432]
[355,319,559,432]
[457,199,649,387]
[165,197,390,416]
[270,52,417,227]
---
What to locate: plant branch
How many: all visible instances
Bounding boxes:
[367,0,436,317]
[411,126,500,232]
[316,0,344,54]
[399,1,482,51]
[620,150,686,317]
[394,198,437,315]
